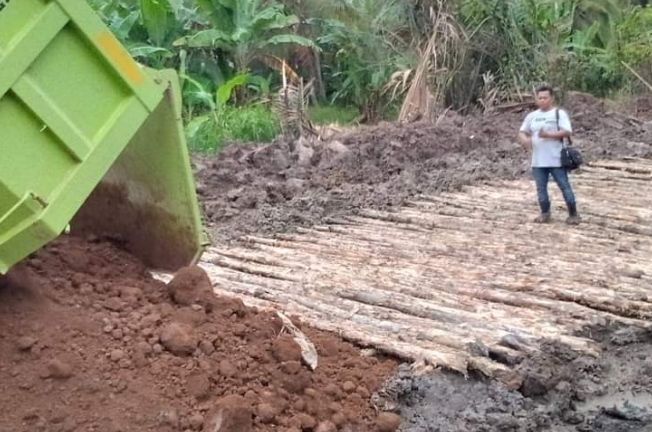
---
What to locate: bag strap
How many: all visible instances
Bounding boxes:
[556,108,568,148]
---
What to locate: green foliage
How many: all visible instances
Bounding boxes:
[618,5,652,79]
[560,4,652,95]
[174,0,316,72]
[454,0,652,102]
[314,0,415,121]
[183,73,280,151]
[88,0,204,69]
[216,73,249,106]
[226,105,280,144]
[139,0,174,46]
[308,105,360,125]
[187,105,280,152]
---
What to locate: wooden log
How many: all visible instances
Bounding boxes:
[238,228,649,310]
[203,259,603,357]
[205,269,473,373]
[208,226,642,324]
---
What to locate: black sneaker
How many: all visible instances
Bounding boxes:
[566,215,581,225]
[534,213,551,223]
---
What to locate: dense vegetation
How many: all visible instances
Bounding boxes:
[90,0,652,151]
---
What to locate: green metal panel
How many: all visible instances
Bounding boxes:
[0,0,205,273]
[70,69,209,269]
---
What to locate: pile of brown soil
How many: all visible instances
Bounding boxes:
[0,236,396,432]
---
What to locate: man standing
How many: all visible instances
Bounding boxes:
[518,85,581,225]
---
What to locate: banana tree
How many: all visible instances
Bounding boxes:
[173,0,317,74]
[89,0,205,68]
[315,0,415,121]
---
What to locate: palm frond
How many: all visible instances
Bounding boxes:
[398,2,466,122]
[272,66,318,139]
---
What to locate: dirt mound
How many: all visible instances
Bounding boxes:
[631,95,652,121]
[0,236,396,432]
[195,93,652,243]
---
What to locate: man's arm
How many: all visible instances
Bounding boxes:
[518,114,532,150]
[517,131,531,150]
[539,129,570,139]
[540,109,572,139]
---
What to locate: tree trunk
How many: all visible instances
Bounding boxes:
[313,48,326,101]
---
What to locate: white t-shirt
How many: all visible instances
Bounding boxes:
[519,108,572,167]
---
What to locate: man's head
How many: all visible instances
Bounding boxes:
[535,85,554,110]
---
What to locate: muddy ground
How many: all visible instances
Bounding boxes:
[195,92,652,244]
[383,326,652,432]
[0,237,396,432]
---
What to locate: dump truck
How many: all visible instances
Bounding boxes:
[0,0,206,274]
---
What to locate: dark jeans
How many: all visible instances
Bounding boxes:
[532,167,577,215]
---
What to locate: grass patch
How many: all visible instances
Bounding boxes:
[309,105,360,125]
[186,104,280,153]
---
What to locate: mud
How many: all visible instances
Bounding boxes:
[195,92,652,244]
[381,325,652,432]
[0,236,397,432]
[630,95,652,120]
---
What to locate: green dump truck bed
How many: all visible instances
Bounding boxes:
[0,0,205,273]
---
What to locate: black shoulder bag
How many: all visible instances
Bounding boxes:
[556,108,583,171]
